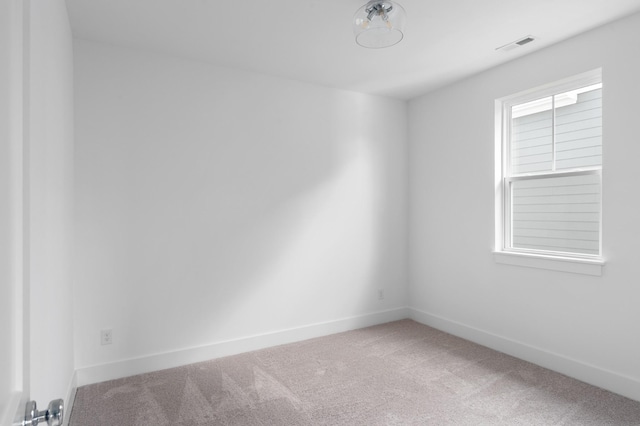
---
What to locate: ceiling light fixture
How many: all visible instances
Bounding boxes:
[353,1,406,49]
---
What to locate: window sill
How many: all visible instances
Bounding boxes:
[493,251,604,276]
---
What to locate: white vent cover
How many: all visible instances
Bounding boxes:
[496,35,536,52]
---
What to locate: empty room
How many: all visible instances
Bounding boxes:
[2,0,640,425]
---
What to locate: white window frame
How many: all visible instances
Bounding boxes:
[494,69,605,276]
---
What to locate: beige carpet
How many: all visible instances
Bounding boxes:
[70,320,640,425]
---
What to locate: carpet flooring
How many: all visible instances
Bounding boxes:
[70,320,640,425]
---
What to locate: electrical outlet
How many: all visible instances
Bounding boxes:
[378,289,384,300]
[101,329,113,345]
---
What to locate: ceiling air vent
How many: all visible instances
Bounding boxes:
[496,35,536,52]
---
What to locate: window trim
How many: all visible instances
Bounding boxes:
[493,250,604,276]
[494,69,605,275]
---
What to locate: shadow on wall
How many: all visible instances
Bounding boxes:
[74,49,406,365]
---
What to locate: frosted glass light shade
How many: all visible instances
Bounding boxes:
[353,1,406,48]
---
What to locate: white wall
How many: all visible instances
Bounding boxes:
[409,12,640,400]
[28,0,76,410]
[73,40,408,380]
[0,1,24,423]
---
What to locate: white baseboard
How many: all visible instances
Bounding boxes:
[63,370,77,426]
[1,391,22,426]
[410,307,640,402]
[76,307,410,387]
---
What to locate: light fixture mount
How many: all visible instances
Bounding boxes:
[353,0,406,49]
[365,2,394,19]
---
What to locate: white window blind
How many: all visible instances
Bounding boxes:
[502,77,602,259]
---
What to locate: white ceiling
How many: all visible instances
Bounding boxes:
[65,0,640,100]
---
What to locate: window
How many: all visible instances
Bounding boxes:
[495,70,604,273]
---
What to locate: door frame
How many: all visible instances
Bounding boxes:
[0,0,31,424]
